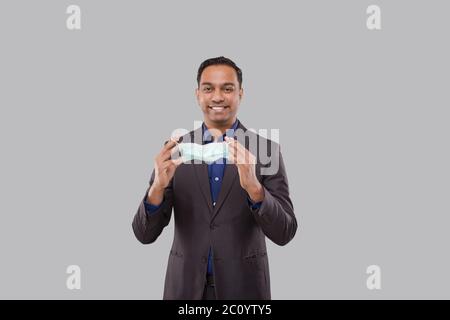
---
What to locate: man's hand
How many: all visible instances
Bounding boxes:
[225,136,265,203]
[147,137,183,206]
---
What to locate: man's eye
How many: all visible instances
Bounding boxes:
[203,87,212,92]
[224,87,234,92]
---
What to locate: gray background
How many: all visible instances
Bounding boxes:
[0,0,449,299]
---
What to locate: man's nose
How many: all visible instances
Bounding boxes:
[211,90,225,102]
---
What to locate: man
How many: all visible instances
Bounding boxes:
[132,56,297,300]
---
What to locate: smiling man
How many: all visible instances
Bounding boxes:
[132,56,297,300]
[197,61,241,132]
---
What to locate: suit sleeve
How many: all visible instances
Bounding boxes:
[132,169,174,244]
[251,149,298,246]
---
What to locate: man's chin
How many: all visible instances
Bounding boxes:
[208,115,231,122]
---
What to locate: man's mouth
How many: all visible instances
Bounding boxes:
[208,106,229,111]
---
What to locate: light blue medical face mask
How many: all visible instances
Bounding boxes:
[177,142,229,164]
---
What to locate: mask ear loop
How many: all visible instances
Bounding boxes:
[224,136,234,145]
[170,136,180,145]
[170,136,181,160]
[224,136,233,164]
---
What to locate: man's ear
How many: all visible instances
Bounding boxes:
[195,88,200,103]
[239,87,244,100]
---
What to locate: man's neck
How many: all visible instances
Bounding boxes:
[204,118,237,139]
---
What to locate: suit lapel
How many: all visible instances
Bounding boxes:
[193,163,214,214]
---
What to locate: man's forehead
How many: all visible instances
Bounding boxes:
[200,65,239,85]
[200,81,236,87]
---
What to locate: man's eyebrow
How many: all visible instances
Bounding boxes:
[200,82,236,87]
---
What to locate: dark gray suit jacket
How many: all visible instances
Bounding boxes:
[132,120,297,300]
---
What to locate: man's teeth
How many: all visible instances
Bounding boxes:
[211,106,226,110]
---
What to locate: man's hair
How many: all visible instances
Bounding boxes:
[197,56,243,88]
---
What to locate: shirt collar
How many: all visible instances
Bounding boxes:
[202,119,239,144]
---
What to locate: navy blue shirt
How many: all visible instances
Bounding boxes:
[144,119,262,275]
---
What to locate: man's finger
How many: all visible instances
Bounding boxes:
[160,160,172,170]
[232,140,256,164]
[229,142,254,165]
[233,139,247,153]
[226,137,246,156]
[159,150,173,162]
[163,139,178,152]
[160,143,180,160]
[171,158,183,166]
[227,147,235,164]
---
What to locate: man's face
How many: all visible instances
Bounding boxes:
[196,64,243,127]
